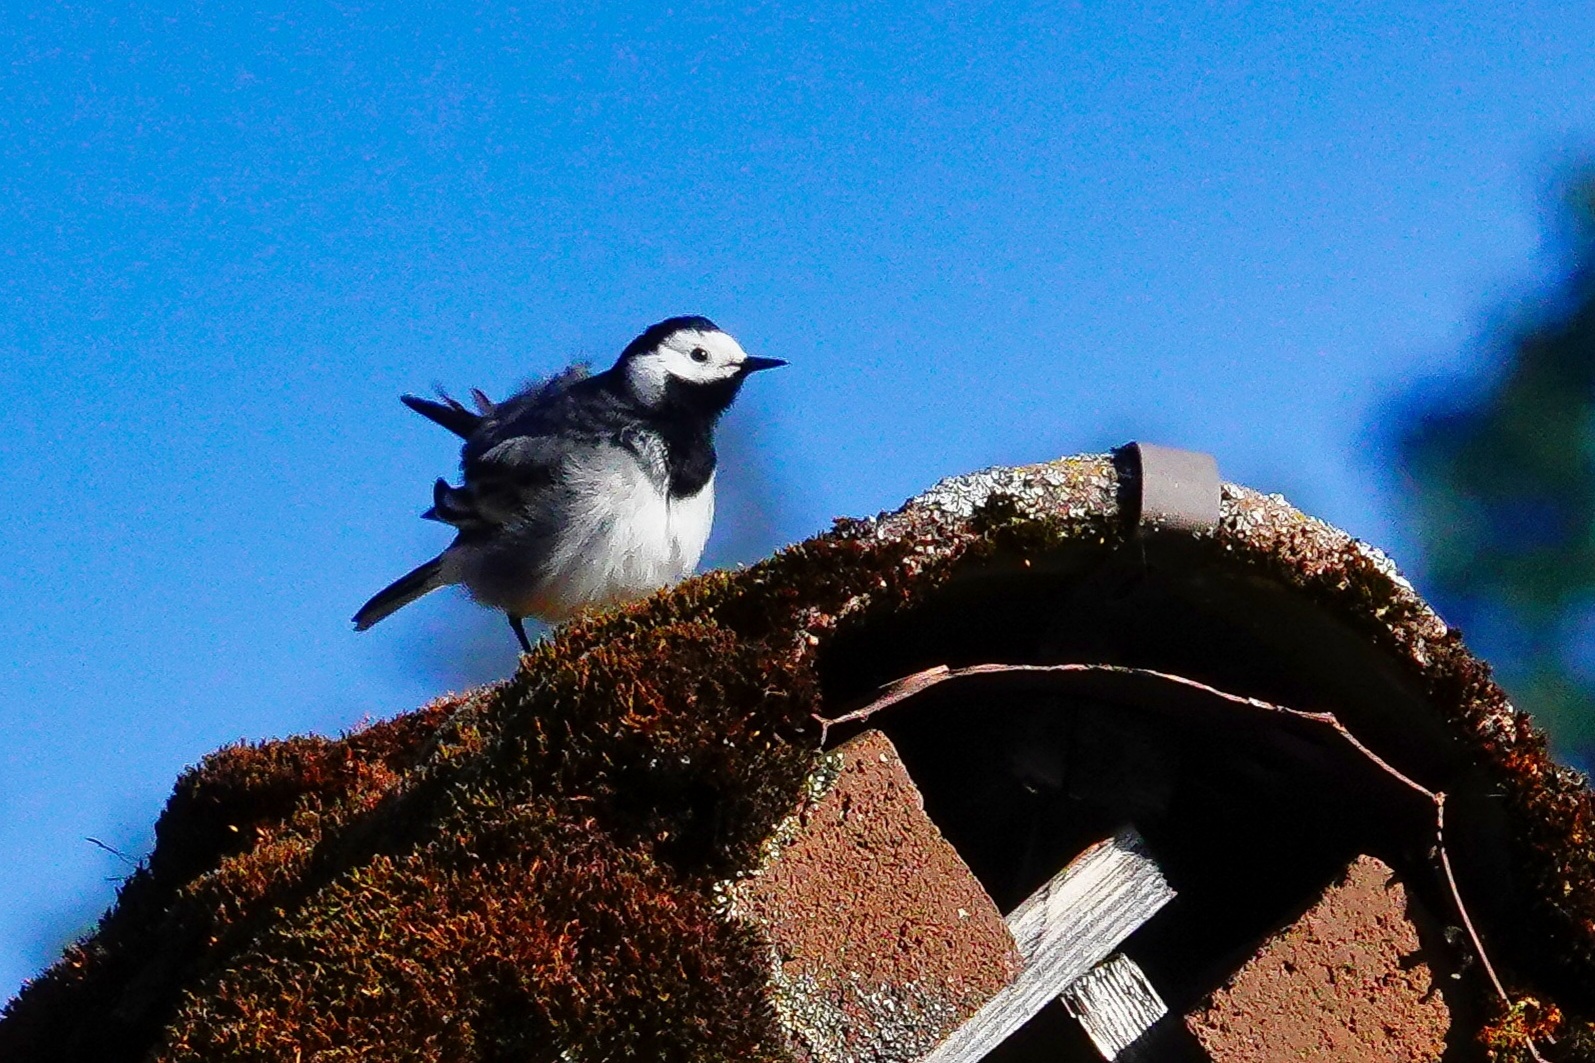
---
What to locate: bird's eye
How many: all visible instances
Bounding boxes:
[690,347,709,363]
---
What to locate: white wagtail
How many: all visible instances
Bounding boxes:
[353,316,785,651]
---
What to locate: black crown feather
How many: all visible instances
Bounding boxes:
[619,315,720,360]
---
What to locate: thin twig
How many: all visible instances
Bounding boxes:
[819,661,1544,1058]
[1435,796,1547,1060]
[85,836,138,868]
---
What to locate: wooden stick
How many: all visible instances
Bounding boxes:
[920,828,1175,1063]
[1060,952,1169,1060]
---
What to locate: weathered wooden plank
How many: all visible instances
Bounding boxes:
[1060,952,1168,1059]
[919,828,1175,1063]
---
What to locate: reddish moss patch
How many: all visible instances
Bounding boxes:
[163,810,770,1062]
[0,501,995,1062]
[0,696,465,1062]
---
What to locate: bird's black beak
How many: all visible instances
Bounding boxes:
[740,355,787,374]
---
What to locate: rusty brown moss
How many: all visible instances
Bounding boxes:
[0,509,994,1062]
[0,695,467,1061]
[2,457,1592,1061]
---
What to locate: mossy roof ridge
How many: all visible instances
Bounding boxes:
[0,454,1590,1061]
[1215,484,1595,994]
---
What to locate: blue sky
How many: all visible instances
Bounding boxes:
[2,1,1592,1001]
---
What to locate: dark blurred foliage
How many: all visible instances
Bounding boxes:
[1398,168,1595,768]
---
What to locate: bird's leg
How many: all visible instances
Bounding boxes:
[508,614,532,654]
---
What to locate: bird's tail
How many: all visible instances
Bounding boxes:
[353,555,448,631]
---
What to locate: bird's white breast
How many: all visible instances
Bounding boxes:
[520,447,714,620]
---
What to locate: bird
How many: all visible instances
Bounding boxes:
[352,315,785,652]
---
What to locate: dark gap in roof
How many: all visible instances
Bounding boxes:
[977,999,1112,1062]
[973,997,1213,1061]
[817,550,1497,1050]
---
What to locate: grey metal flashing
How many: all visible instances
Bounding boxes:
[1113,442,1221,538]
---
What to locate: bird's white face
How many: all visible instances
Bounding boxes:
[623,327,753,405]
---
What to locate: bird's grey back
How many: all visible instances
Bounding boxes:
[460,363,684,499]
[436,360,713,617]
[461,364,603,466]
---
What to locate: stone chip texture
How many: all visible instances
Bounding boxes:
[1184,854,1451,1063]
[729,730,1021,1063]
